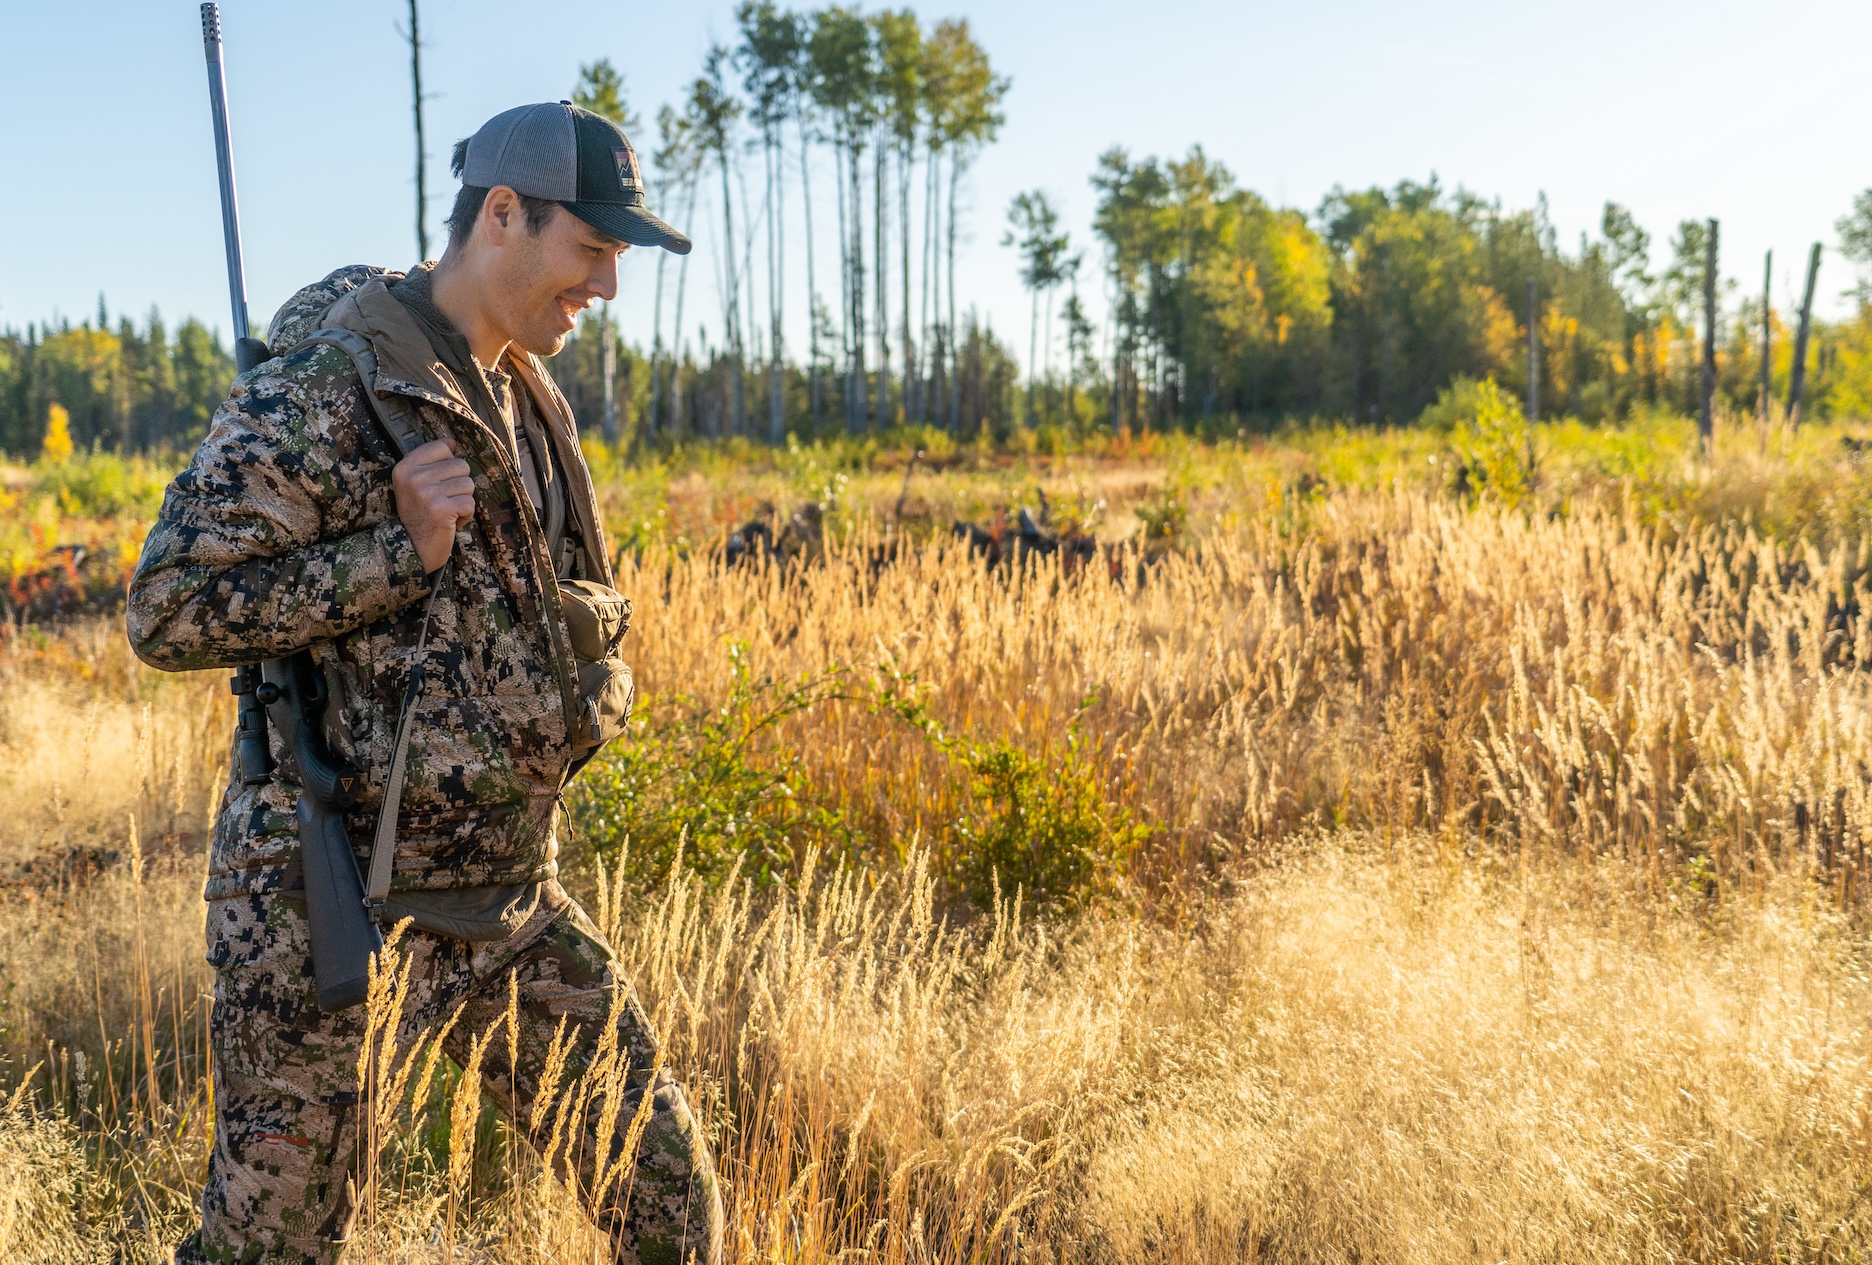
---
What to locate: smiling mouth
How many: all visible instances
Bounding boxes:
[556,296,586,329]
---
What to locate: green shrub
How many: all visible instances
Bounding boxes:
[1421,376,1536,506]
[568,644,857,888]
[1133,479,1188,552]
[571,645,1153,910]
[877,671,1150,912]
[946,727,1148,912]
[41,450,171,519]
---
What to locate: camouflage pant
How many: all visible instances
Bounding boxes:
[174,884,723,1265]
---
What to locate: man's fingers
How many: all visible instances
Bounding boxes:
[410,472,477,500]
[406,457,473,484]
[391,437,476,571]
[399,438,460,470]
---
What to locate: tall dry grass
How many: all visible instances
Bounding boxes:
[614,488,1872,908]
[329,841,1872,1261]
[0,617,226,869]
[0,474,1868,1259]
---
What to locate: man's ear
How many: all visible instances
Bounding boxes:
[482,186,520,244]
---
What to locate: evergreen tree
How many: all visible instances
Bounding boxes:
[572,58,641,133]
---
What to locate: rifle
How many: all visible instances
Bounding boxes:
[202,3,382,1011]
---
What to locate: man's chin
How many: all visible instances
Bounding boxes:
[515,327,571,358]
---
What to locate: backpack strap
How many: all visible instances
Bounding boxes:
[293,328,429,458]
[293,326,444,920]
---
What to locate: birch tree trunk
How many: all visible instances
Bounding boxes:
[767,127,785,445]
[874,136,889,427]
[947,155,960,433]
[799,117,820,432]
[1043,285,1055,414]
[901,138,915,428]
[718,146,746,437]
[669,176,698,438]
[737,160,758,437]
[921,146,937,424]
[850,133,868,432]
[1027,288,1038,426]
[648,215,671,439]
[834,137,851,430]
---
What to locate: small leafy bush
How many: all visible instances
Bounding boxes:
[1422,376,1536,506]
[1133,480,1189,553]
[568,644,857,888]
[29,450,171,520]
[573,648,1152,911]
[878,671,1151,912]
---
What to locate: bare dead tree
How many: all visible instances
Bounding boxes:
[403,0,429,260]
[1699,218,1718,452]
[1525,278,1538,421]
[1759,250,1773,427]
[1787,242,1822,426]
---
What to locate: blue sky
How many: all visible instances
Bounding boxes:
[3,0,1869,374]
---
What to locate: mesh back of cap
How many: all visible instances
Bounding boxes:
[462,104,577,200]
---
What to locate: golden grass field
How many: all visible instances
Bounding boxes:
[0,414,1869,1261]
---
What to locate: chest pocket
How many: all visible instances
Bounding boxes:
[557,579,635,756]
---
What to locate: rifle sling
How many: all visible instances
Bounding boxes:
[366,567,445,913]
[288,328,435,917]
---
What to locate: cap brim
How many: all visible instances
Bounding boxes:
[563,200,692,255]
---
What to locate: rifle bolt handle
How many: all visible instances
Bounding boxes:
[255,682,281,705]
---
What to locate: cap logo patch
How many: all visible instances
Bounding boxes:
[613,146,642,193]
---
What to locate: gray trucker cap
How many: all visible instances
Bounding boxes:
[462,101,691,255]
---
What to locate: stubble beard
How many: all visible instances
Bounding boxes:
[513,318,571,359]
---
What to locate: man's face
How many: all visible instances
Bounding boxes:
[480,188,627,357]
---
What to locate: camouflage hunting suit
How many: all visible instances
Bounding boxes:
[195,887,717,1264]
[128,267,721,1264]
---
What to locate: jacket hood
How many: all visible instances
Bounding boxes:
[319,278,479,415]
[265,264,398,353]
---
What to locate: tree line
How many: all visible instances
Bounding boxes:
[15,1,1872,459]
[1080,156,1872,430]
[0,301,231,458]
[563,0,1872,444]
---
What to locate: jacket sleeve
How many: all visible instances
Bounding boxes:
[127,350,433,671]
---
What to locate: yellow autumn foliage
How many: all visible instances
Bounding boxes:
[41,404,72,464]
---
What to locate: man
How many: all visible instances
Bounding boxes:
[128,102,720,1264]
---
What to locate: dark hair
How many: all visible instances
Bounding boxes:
[444,138,558,249]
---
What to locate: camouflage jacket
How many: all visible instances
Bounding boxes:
[128,266,615,899]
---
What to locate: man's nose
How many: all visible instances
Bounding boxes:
[590,253,620,303]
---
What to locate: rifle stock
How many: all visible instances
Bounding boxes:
[297,798,380,1011]
[262,656,383,1012]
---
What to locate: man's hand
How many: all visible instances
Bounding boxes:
[393,439,475,573]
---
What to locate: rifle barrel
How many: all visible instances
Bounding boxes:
[200,3,250,347]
